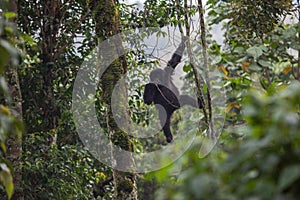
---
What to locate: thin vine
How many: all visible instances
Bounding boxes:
[197,0,215,139]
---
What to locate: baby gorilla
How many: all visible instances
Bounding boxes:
[143,39,203,143]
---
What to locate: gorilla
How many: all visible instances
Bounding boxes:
[143,38,203,143]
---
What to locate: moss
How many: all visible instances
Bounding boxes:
[100,60,123,103]
[89,0,119,39]
[111,130,133,151]
[117,179,135,193]
[90,0,137,198]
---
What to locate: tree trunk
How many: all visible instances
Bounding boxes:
[6,1,24,199]
[89,0,137,199]
[38,0,61,132]
[18,0,61,133]
[6,69,23,200]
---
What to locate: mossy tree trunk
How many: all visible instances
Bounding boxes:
[89,0,137,199]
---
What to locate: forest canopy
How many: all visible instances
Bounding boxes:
[0,0,299,199]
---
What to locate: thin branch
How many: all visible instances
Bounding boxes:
[175,0,184,39]
[197,0,215,139]
[183,0,209,131]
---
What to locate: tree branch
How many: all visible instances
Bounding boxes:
[182,0,209,133]
[197,0,215,139]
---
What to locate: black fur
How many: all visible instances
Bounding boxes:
[143,39,203,143]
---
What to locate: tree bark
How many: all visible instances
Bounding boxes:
[38,0,61,132]
[18,0,61,133]
[6,69,23,200]
[89,0,137,199]
[6,1,24,199]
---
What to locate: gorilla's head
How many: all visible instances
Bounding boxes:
[149,68,165,84]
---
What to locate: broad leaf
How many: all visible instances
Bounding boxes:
[3,12,17,19]
[0,163,14,199]
[246,46,263,59]
[278,165,300,191]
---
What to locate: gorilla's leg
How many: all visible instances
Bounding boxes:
[179,94,203,109]
[162,115,173,143]
[157,105,174,143]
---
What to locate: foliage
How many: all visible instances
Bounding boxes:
[22,131,111,200]
[152,82,300,200]
[143,1,300,199]
[119,0,181,29]
[207,0,293,44]
[16,1,121,198]
[0,12,23,200]
[0,0,299,199]
[18,0,96,134]
[207,0,299,125]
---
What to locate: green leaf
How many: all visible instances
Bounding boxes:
[258,59,272,68]
[214,7,223,14]
[233,46,244,54]
[270,43,278,49]
[154,164,173,183]
[212,55,222,65]
[249,63,261,71]
[260,45,268,52]
[0,163,14,199]
[183,64,192,73]
[282,27,297,40]
[278,165,300,191]
[246,46,263,59]
[0,39,19,67]
[0,76,9,94]
[3,12,17,19]
[290,43,300,51]
[0,46,9,74]
[22,34,36,47]
[0,142,7,154]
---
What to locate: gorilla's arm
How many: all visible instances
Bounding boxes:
[167,37,187,69]
[179,95,203,109]
[143,83,157,105]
